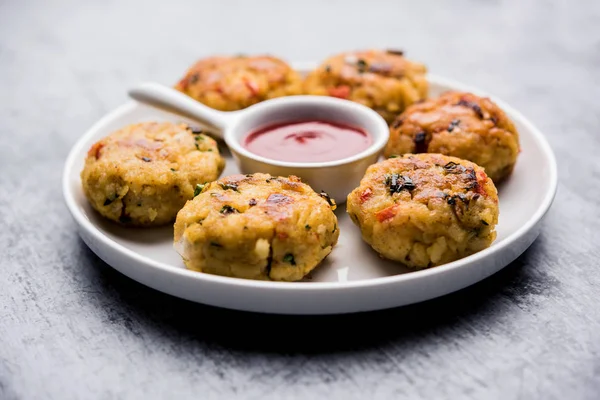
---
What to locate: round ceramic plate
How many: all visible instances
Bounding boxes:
[62,63,557,315]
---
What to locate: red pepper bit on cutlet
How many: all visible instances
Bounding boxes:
[244,80,259,96]
[88,142,104,160]
[376,205,399,222]
[473,170,491,198]
[359,188,373,203]
[328,85,351,99]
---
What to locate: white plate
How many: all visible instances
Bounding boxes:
[62,64,557,314]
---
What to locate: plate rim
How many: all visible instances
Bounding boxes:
[62,70,558,293]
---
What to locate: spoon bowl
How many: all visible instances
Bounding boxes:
[128,82,390,202]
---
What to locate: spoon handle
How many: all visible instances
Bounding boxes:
[128,82,233,138]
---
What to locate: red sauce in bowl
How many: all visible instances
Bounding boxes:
[243,120,372,163]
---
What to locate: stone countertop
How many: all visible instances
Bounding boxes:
[1,0,599,399]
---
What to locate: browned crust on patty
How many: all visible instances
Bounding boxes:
[174,173,339,281]
[385,91,520,182]
[175,55,303,111]
[80,122,225,227]
[347,153,499,269]
[303,49,428,124]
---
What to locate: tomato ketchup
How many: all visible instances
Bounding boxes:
[243,120,372,163]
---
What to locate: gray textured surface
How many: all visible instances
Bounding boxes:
[1,0,599,399]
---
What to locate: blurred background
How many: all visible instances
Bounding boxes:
[2,0,595,141]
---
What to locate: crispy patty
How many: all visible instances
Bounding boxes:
[384,91,520,183]
[175,55,303,111]
[81,122,225,227]
[303,49,428,124]
[346,154,499,269]
[174,173,339,281]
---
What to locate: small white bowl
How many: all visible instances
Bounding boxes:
[128,83,389,203]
